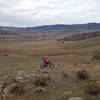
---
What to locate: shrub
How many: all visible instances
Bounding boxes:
[92,51,100,61]
[84,80,100,100]
[73,63,77,66]
[85,81,100,96]
[76,69,90,80]
[34,74,49,87]
[3,53,8,56]
[62,71,68,78]
[34,78,47,87]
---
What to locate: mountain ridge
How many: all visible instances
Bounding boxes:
[0,23,100,35]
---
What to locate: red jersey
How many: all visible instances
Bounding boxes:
[42,56,49,63]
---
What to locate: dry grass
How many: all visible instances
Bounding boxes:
[92,51,100,61]
[84,80,100,100]
[0,38,100,100]
[62,71,68,78]
[34,77,48,87]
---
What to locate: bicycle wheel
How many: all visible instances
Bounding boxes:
[48,62,54,69]
[40,63,46,69]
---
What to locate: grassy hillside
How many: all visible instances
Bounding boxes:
[0,36,100,57]
[0,35,100,100]
[64,36,100,49]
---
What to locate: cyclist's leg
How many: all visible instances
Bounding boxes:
[44,62,48,67]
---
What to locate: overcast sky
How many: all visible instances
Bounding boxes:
[0,0,100,27]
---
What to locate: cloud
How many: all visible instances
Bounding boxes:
[0,0,100,27]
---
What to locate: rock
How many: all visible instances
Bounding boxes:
[68,97,82,100]
[24,82,33,90]
[4,83,24,95]
[35,87,45,93]
[2,78,15,87]
[15,71,27,82]
[4,83,17,94]
[15,71,36,82]
[26,74,36,79]
[2,75,8,80]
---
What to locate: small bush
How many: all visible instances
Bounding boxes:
[85,80,100,97]
[62,71,68,78]
[34,78,47,87]
[73,63,77,66]
[34,75,49,87]
[92,51,100,61]
[76,69,90,80]
[3,53,8,56]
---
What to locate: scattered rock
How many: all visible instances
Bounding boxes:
[68,97,82,100]
[35,87,45,93]
[27,74,36,79]
[1,75,8,81]
[4,83,17,94]
[15,71,27,82]
[4,83,25,95]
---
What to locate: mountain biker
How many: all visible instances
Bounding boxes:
[40,56,54,70]
[42,56,49,64]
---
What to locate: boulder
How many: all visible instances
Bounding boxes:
[4,83,24,95]
[35,87,45,93]
[4,83,17,94]
[15,71,27,82]
[68,97,82,100]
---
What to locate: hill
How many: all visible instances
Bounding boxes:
[0,23,100,35]
[0,33,100,100]
[58,31,100,41]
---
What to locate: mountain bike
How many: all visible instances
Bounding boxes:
[40,62,54,69]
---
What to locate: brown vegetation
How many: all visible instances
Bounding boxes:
[76,69,90,80]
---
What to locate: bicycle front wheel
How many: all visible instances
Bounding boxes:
[49,63,54,69]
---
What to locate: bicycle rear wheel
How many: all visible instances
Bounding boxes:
[40,63,46,69]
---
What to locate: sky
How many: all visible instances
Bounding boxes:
[0,0,100,27]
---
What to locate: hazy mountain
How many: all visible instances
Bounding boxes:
[0,23,100,35]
